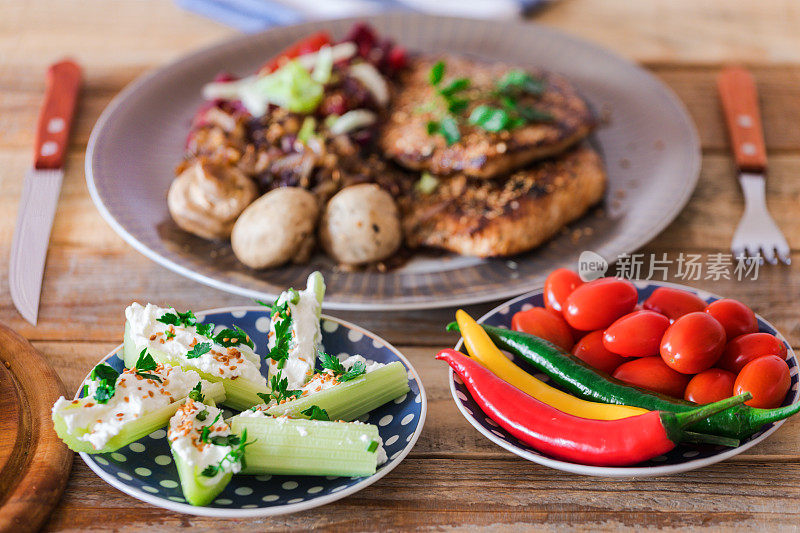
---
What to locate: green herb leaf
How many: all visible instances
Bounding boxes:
[157,309,198,328]
[214,325,254,349]
[518,105,554,123]
[429,61,445,86]
[135,348,158,371]
[200,465,219,477]
[266,372,302,404]
[210,434,242,446]
[165,330,176,340]
[468,105,509,132]
[319,352,345,374]
[199,412,222,444]
[195,322,215,338]
[196,409,208,421]
[188,381,204,403]
[367,440,379,453]
[438,77,470,97]
[447,97,469,115]
[438,115,461,145]
[136,372,163,382]
[496,70,545,96]
[89,363,120,404]
[256,392,271,404]
[338,360,367,382]
[186,342,212,359]
[301,405,330,421]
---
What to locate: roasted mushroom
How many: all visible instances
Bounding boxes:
[231,187,319,269]
[167,159,258,240]
[319,184,402,265]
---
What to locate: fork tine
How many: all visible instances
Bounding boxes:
[761,246,778,265]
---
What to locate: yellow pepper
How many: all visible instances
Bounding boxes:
[455,309,647,421]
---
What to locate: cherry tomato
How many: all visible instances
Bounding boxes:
[642,287,707,322]
[612,356,690,398]
[544,268,583,313]
[734,355,791,408]
[511,307,574,351]
[603,310,670,357]
[563,277,638,331]
[572,330,627,374]
[684,369,736,404]
[259,31,332,73]
[704,299,758,340]
[660,312,726,374]
[718,332,788,374]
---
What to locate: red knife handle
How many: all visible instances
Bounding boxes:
[33,60,82,170]
[717,66,768,172]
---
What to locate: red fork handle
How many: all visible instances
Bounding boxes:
[717,66,768,173]
[33,60,82,170]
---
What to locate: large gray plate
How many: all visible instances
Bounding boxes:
[86,14,700,310]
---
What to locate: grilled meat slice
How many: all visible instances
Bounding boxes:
[398,146,606,257]
[380,55,595,179]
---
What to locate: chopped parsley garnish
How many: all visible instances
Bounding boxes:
[133,349,161,382]
[186,342,212,359]
[199,412,222,444]
[188,381,204,403]
[165,330,176,340]
[267,311,292,368]
[422,61,551,144]
[200,428,254,477]
[318,352,366,382]
[338,361,367,382]
[88,363,120,404]
[301,405,330,421]
[195,322,215,338]
[213,325,254,349]
[136,372,163,382]
[196,409,208,421]
[157,309,197,328]
[367,440,379,453]
[258,373,303,404]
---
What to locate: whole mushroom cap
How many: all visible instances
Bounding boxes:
[167,159,257,240]
[320,183,402,265]
[231,187,319,269]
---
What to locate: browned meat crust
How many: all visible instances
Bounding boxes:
[398,146,606,257]
[379,55,595,179]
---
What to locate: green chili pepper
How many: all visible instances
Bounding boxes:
[446,322,800,440]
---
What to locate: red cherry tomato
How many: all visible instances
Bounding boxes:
[684,369,736,404]
[660,312,726,374]
[704,299,758,340]
[612,356,690,398]
[259,31,332,73]
[572,331,627,374]
[718,332,788,374]
[563,277,638,331]
[543,269,583,313]
[734,355,791,408]
[603,310,670,357]
[642,287,707,322]
[511,307,574,351]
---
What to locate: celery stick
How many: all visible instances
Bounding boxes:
[173,450,233,506]
[230,416,380,476]
[123,321,266,411]
[267,361,409,421]
[169,402,241,506]
[52,382,225,454]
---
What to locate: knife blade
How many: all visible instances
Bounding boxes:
[9,60,81,325]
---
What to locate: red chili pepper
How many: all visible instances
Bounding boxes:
[437,349,748,466]
[258,31,332,74]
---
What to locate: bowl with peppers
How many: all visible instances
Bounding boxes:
[441,271,799,477]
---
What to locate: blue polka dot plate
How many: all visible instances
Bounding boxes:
[448,280,798,477]
[77,307,427,516]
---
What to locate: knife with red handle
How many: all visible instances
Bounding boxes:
[9,60,82,325]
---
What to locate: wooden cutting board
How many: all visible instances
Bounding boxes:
[0,322,72,533]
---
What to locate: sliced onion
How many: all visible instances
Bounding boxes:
[329,109,377,135]
[295,42,357,71]
[348,62,390,106]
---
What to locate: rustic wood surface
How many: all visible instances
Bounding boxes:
[2,0,800,530]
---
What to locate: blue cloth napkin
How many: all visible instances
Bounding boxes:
[177,0,549,33]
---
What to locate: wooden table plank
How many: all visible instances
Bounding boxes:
[4,1,800,530]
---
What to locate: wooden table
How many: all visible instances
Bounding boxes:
[3,1,800,530]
